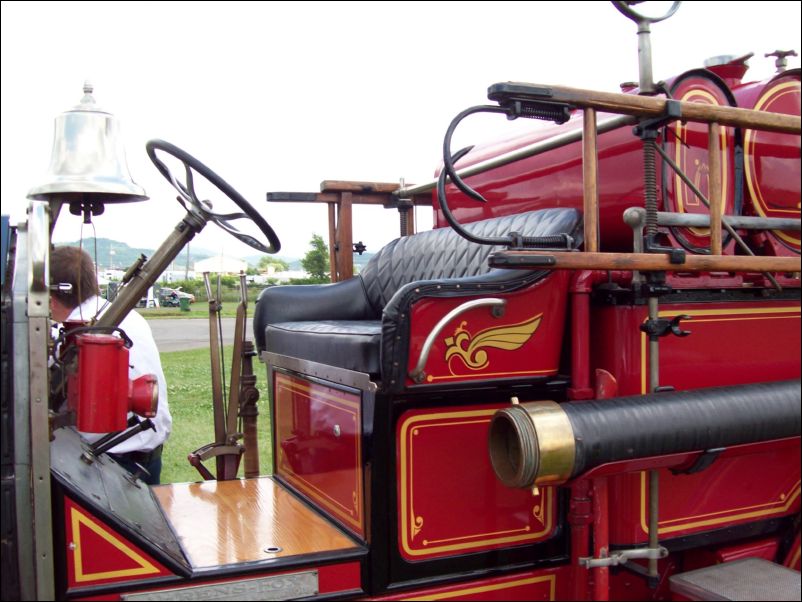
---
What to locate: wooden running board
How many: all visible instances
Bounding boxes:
[152,476,361,568]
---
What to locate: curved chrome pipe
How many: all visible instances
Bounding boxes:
[409,298,506,383]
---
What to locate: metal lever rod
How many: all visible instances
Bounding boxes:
[580,545,669,568]
[203,273,226,453]
[225,272,248,441]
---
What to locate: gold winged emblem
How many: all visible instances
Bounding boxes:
[444,313,543,372]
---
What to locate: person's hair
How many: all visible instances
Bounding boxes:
[50,246,99,309]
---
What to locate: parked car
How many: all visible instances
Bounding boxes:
[158,287,195,307]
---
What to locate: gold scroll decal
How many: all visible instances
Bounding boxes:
[445,313,543,372]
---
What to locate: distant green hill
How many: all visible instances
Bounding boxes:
[57,238,377,274]
[243,252,374,272]
[55,238,212,272]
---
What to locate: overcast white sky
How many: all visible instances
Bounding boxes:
[1,1,800,259]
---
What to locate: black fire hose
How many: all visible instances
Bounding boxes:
[489,380,801,488]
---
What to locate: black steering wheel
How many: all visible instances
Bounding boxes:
[146,139,280,254]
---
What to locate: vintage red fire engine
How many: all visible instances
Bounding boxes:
[2,2,799,600]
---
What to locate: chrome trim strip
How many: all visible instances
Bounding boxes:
[262,352,377,392]
[11,218,35,601]
[25,201,54,600]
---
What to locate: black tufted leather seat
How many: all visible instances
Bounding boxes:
[254,208,582,387]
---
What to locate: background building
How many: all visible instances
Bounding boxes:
[193,255,248,275]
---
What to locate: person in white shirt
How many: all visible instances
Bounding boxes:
[50,246,172,484]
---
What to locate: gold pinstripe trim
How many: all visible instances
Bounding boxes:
[639,306,800,394]
[743,80,801,246]
[399,409,553,557]
[71,506,159,582]
[400,574,556,601]
[639,474,800,535]
[275,375,363,531]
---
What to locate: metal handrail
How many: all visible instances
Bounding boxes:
[409,298,507,383]
[397,114,636,198]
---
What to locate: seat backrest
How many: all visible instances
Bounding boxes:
[358,208,581,312]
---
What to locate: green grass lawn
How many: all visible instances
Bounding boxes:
[159,345,272,484]
[137,305,244,319]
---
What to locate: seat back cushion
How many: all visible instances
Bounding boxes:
[256,208,582,379]
[358,208,580,313]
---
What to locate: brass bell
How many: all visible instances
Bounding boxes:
[27,82,147,218]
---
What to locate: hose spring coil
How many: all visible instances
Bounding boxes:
[517,102,570,124]
[643,138,658,237]
[519,234,572,248]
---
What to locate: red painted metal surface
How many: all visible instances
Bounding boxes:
[568,481,592,601]
[405,271,570,388]
[577,438,797,481]
[569,270,602,400]
[783,532,801,570]
[735,69,801,256]
[273,372,364,538]
[568,270,632,401]
[372,566,570,601]
[64,498,172,591]
[594,369,618,399]
[75,334,129,433]
[683,536,781,571]
[608,556,678,602]
[576,296,800,551]
[663,70,738,253]
[607,438,801,544]
[432,113,644,250]
[317,561,362,594]
[592,478,610,601]
[128,374,158,418]
[591,301,801,396]
[431,66,799,260]
[76,562,363,601]
[396,405,557,561]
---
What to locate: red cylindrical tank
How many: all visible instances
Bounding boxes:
[431,68,781,257]
[432,110,645,251]
[732,68,801,256]
[662,69,739,253]
[75,333,129,433]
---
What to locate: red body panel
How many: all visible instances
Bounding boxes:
[76,562,363,601]
[587,300,801,545]
[683,535,782,571]
[606,439,801,544]
[273,372,365,538]
[591,301,801,396]
[64,498,173,591]
[373,566,570,601]
[406,271,570,388]
[396,405,557,561]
